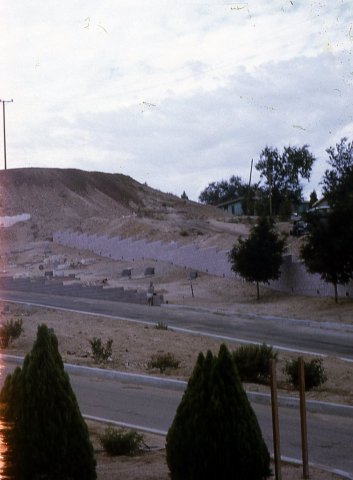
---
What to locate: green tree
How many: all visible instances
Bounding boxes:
[166,344,271,480]
[301,138,353,303]
[322,137,353,202]
[228,217,286,300]
[0,324,96,480]
[255,145,315,215]
[199,175,247,205]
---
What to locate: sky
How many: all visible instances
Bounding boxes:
[1,1,353,201]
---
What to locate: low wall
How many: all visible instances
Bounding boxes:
[53,231,353,299]
[269,254,353,298]
[53,231,233,278]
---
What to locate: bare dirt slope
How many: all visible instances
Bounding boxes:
[0,167,244,246]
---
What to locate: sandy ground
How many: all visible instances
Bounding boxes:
[87,420,345,480]
[3,302,353,406]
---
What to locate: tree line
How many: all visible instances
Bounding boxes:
[199,144,317,216]
[227,138,353,303]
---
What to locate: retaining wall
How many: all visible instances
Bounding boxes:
[53,231,353,299]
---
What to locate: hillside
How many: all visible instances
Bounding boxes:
[0,168,250,250]
[0,168,351,322]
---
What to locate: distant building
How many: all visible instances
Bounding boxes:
[217,197,310,217]
[216,197,245,216]
[309,197,330,215]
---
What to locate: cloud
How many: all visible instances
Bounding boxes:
[2,1,353,201]
[14,52,346,200]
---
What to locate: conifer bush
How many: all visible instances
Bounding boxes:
[232,343,278,384]
[0,324,97,479]
[166,344,271,480]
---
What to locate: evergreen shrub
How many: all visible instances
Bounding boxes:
[166,344,271,480]
[0,324,97,479]
[232,343,278,384]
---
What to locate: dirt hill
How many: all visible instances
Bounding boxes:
[0,168,252,250]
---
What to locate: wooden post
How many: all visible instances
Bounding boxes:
[190,281,194,298]
[299,357,309,479]
[270,359,282,480]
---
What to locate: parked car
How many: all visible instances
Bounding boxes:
[290,220,310,237]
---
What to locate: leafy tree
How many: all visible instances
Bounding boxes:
[199,175,247,205]
[181,190,189,200]
[255,145,315,215]
[0,324,97,480]
[301,138,353,303]
[300,212,349,303]
[166,344,271,480]
[228,217,286,300]
[322,137,353,204]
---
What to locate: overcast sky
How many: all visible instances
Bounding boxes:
[2,1,352,201]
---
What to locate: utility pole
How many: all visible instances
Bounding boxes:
[268,160,273,217]
[246,158,253,216]
[0,98,13,170]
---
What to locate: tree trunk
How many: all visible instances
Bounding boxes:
[334,282,338,304]
[256,281,260,301]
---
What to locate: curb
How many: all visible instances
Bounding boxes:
[280,456,353,480]
[162,303,353,333]
[246,391,353,418]
[3,355,353,419]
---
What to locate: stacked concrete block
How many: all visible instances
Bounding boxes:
[110,237,132,260]
[126,239,149,261]
[86,234,100,251]
[171,244,199,268]
[183,246,210,272]
[142,240,163,259]
[158,241,180,263]
[269,256,353,298]
[53,230,353,298]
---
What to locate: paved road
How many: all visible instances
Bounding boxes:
[71,371,353,476]
[1,362,352,477]
[1,289,353,360]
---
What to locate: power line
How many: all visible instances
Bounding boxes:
[0,98,13,170]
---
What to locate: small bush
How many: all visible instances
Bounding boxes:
[179,230,189,237]
[232,343,278,384]
[155,321,168,330]
[285,358,327,390]
[148,353,180,373]
[0,319,24,348]
[89,337,113,362]
[100,427,144,456]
